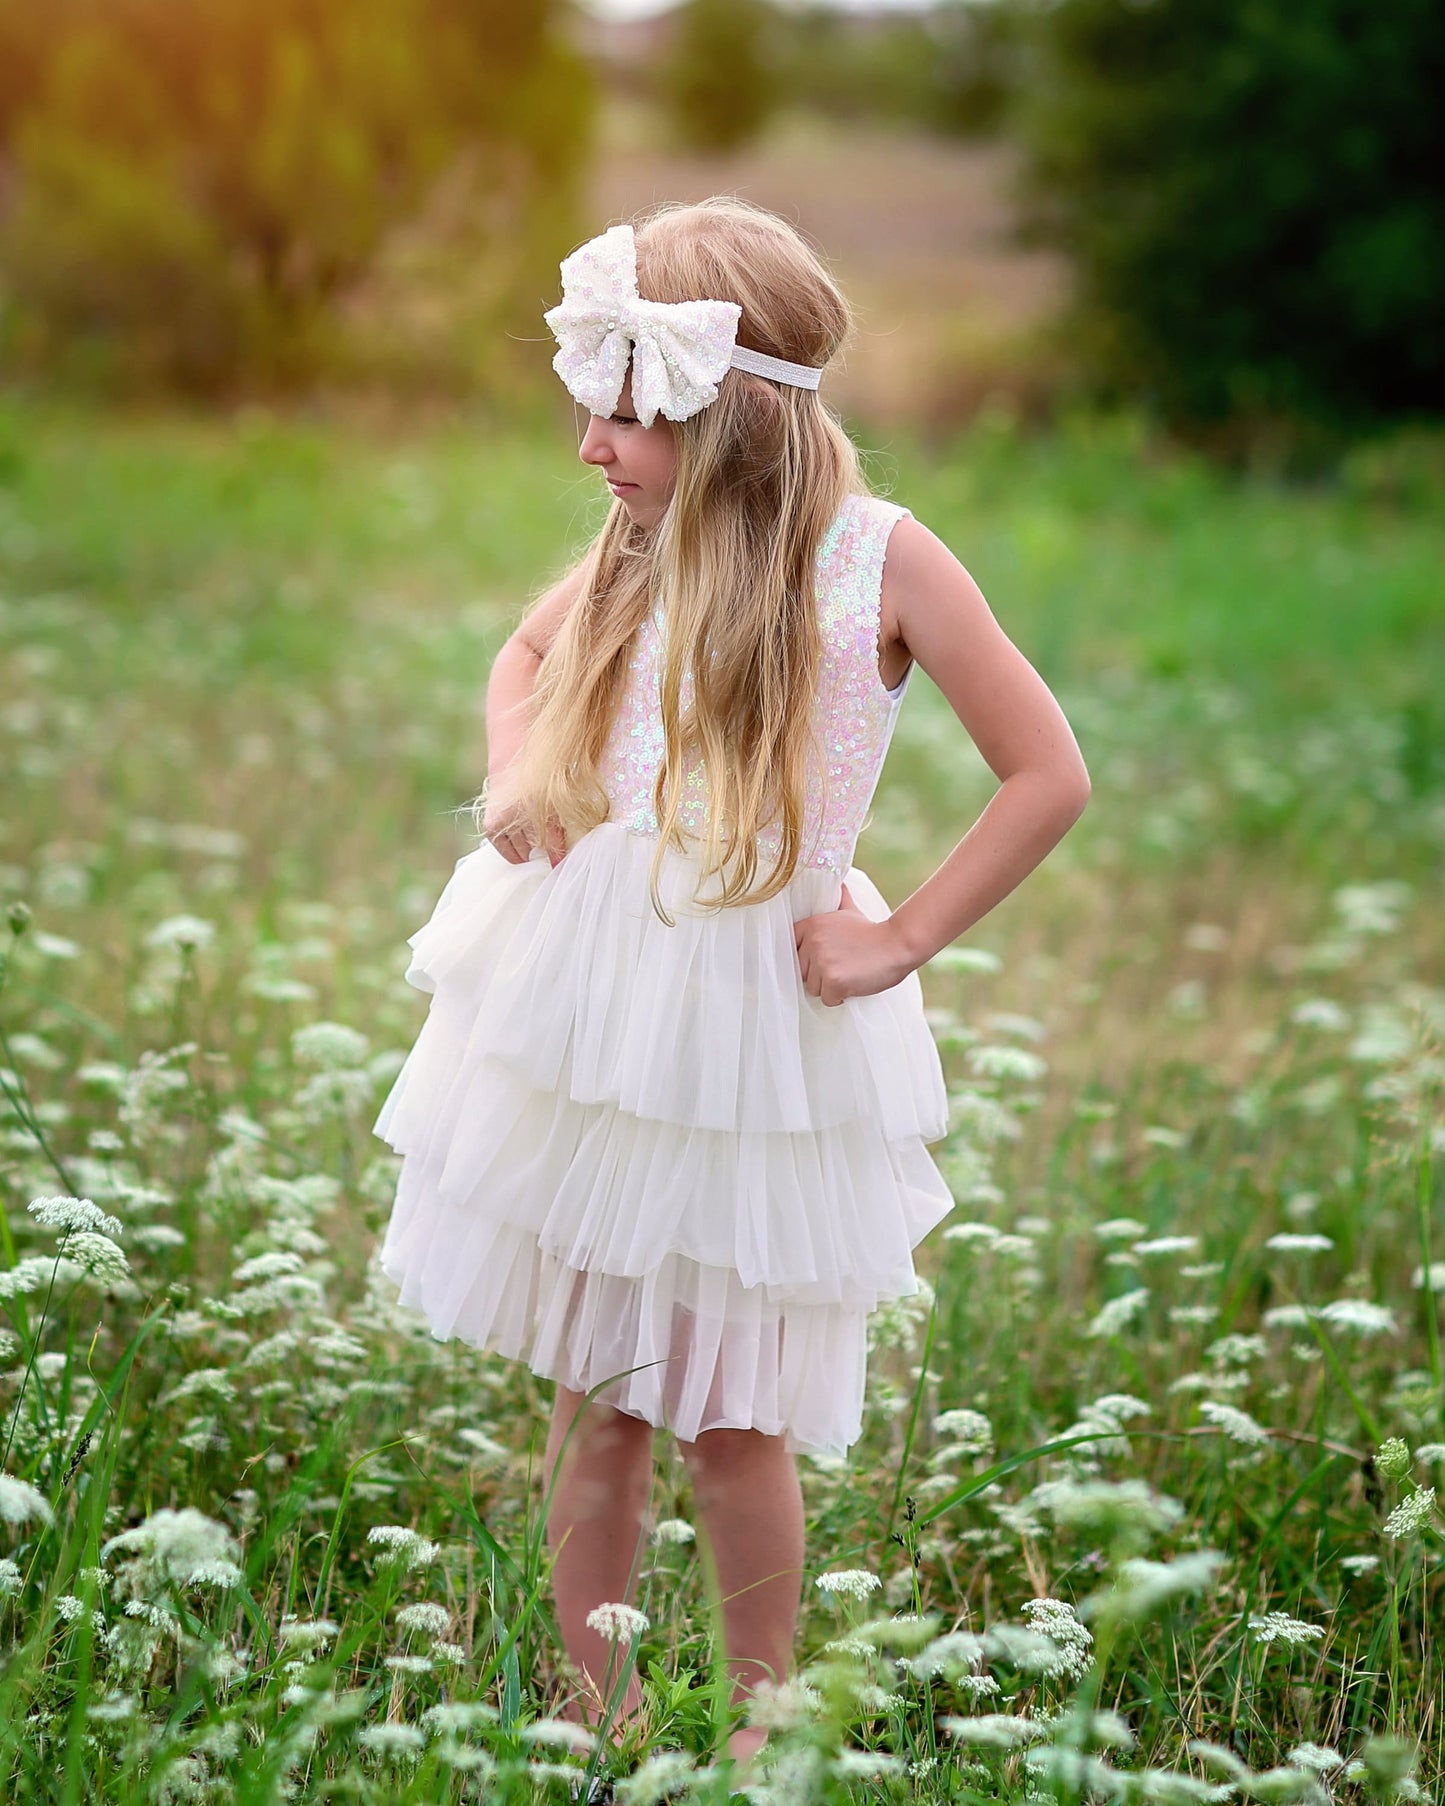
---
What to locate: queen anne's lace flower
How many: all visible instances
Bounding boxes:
[585,1601,650,1642]
[1382,1487,1436,1539]
[815,1568,882,1601]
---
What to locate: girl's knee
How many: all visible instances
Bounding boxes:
[675,1424,788,1476]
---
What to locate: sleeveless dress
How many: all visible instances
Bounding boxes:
[372,492,954,1457]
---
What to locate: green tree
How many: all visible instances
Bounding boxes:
[0,0,594,393]
[657,0,783,155]
[1010,0,1445,429]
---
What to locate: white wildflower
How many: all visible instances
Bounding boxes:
[384,1653,434,1675]
[0,1473,55,1526]
[1198,1401,1272,1446]
[584,1601,649,1642]
[422,1702,500,1734]
[1287,1744,1344,1774]
[456,1428,509,1462]
[1248,1611,1326,1647]
[1018,1597,1093,1679]
[815,1568,882,1601]
[1264,1304,1317,1330]
[1086,1551,1227,1622]
[1034,1477,1185,1544]
[1265,1233,1334,1253]
[356,1723,425,1755]
[62,1233,130,1286]
[1136,1769,1237,1803]
[1411,1263,1445,1291]
[291,1022,369,1068]
[1087,1288,1149,1337]
[1317,1300,1397,1336]
[518,1718,596,1752]
[395,1602,450,1638]
[942,1713,1049,1747]
[742,1678,823,1730]
[932,1408,994,1454]
[1132,1236,1198,1256]
[278,1617,340,1650]
[145,915,215,952]
[1382,1488,1436,1539]
[27,1196,124,1238]
[1093,1218,1147,1241]
[616,1751,698,1804]
[1340,1555,1380,1575]
[943,1221,1001,1245]
[969,1045,1048,1083]
[102,1508,243,1595]
[1291,999,1349,1031]
[232,1250,304,1284]
[366,1525,439,1570]
[651,1518,695,1545]
[902,1630,985,1679]
[1207,1333,1269,1367]
[929,946,1003,975]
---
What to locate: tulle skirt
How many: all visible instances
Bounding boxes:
[372,819,954,1457]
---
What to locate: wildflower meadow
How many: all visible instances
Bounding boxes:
[0,398,1440,1802]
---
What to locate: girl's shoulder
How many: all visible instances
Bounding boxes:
[842,488,914,529]
[821,489,916,566]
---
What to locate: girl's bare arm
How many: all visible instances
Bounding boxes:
[880,518,1091,969]
[484,564,588,786]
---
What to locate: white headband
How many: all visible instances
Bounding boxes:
[543,223,825,428]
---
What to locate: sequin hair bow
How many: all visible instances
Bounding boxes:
[543,223,824,429]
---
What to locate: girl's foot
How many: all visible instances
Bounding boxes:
[726,1726,769,1792]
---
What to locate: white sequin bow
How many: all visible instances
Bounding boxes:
[543,224,743,429]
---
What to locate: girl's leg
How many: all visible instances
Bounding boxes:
[543,1383,657,1742]
[674,1426,805,1774]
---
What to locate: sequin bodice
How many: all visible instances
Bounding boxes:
[597,493,914,877]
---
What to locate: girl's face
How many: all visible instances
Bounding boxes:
[577,368,679,531]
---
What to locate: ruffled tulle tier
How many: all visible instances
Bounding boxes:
[373,820,955,1457]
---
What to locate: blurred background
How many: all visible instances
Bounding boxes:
[1,0,1441,451]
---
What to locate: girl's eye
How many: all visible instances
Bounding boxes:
[611,414,638,426]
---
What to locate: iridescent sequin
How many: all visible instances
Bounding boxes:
[543,224,743,429]
[597,494,913,876]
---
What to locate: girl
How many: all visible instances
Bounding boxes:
[372,197,1090,1789]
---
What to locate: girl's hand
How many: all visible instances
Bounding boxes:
[483,799,568,868]
[794,884,913,1005]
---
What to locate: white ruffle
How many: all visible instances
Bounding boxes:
[373,820,955,1457]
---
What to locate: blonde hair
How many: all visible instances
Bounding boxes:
[496,195,868,924]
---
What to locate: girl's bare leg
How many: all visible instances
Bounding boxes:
[675,1425,805,1775]
[543,1384,657,1743]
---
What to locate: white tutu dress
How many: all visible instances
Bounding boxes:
[373,492,955,1456]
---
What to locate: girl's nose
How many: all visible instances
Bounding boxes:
[578,417,612,466]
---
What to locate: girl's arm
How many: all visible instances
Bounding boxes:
[485,563,588,782]
[481,562,588,862]
[881,517,1091,971]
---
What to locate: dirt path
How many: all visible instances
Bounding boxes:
[590,108,1073,426]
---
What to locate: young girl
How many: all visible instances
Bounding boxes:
[372,197,1090,1788]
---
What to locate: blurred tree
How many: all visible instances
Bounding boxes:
[1009,0,1445,428]
[778,2,1021,138]
[656,0,783,153]
[0,0,594,394]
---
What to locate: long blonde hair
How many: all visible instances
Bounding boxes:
[497,196,867,924]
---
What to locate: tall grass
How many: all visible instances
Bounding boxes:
[0,395,1440,1802]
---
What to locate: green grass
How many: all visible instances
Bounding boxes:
[0,394,1441,1802]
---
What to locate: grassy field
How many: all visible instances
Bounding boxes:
[0,393,1442,1803]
